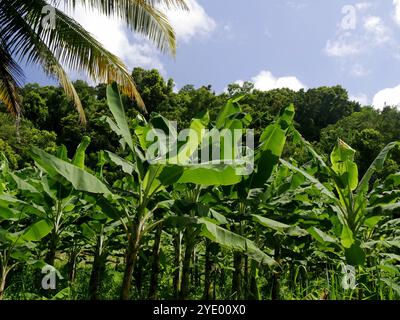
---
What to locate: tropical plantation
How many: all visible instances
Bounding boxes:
[0,0,399,301]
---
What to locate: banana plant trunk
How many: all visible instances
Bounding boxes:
[45,231,58,266]
[271,239,281,300]
[67,249,80,283]
[134,258,144,297]
[194,251,200,287]
[202,240,212,300]
[244,256,249,295]
[148,222,163,300]
[179,228,195,300]
[173,231,182,299]
[248,261,260,300]
[120,224,141,300]
[89,236,106,300]
[0,267,7,300]
[232,252,243,299]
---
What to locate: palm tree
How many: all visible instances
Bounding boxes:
[0,0,188,123]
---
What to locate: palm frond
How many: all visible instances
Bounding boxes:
[139,0,189,10]
[61,0,189,55]
[0,39,23,117]
[53,8,146,112]
[1,0,147,117]
[0,1,86,122]
[32,42,87,124]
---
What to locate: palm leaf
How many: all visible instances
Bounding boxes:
[63,0,189,55]
[0,0,189,121]
[0,36,23,116]
[1,0,178,119]
[0,2,87,122]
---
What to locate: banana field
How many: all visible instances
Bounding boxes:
[0,83,399,301]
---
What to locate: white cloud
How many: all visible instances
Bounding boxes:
[324,7,395,62]
[172,81,180,93]
[229,71,306,94]
[162,0,216,42]
[64,0,215,77]
[324,15,391,58]
[350,63,370,77]
[363,16,391,44]
[325,37,361,57]
[372,84,400,109]
[68,5,164,74]
[394,0,400,26]
[251,70,306,92]
[350,93,369,105]
[233,80,245,86]
[355,2,372,11]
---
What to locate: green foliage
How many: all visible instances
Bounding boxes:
[319,107,400,176]
[282,133,400,267]
[0,112,57,167]
[130,68,174,115]
[0,139,18,169]
[21,86,49,128]
[1,71,400,301]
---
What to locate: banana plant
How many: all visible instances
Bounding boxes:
[8,137,101,266]
[221,103,296,299]
[358,170,400,296]
[103,82,196,299]
[250,164,325,299]
[281,132,400,266]
[161,102,296,299]
[11,134,129,300]
[78,214,124,300]
[0,154,53,300]
[165,96,253,299]
[104,83,279,299]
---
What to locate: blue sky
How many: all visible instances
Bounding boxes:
[25,0,400,109]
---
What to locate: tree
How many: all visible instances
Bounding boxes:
[21,89,48,128]
[154,84,223,129]
[0,139,18,169]
[130,68,174,114]
[0,0,188,122]
[0,112,57,167]
[378,106,400,142]
[294,86,360,141]
[319,107,400,176]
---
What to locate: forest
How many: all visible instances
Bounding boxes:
[1,67,400,300]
